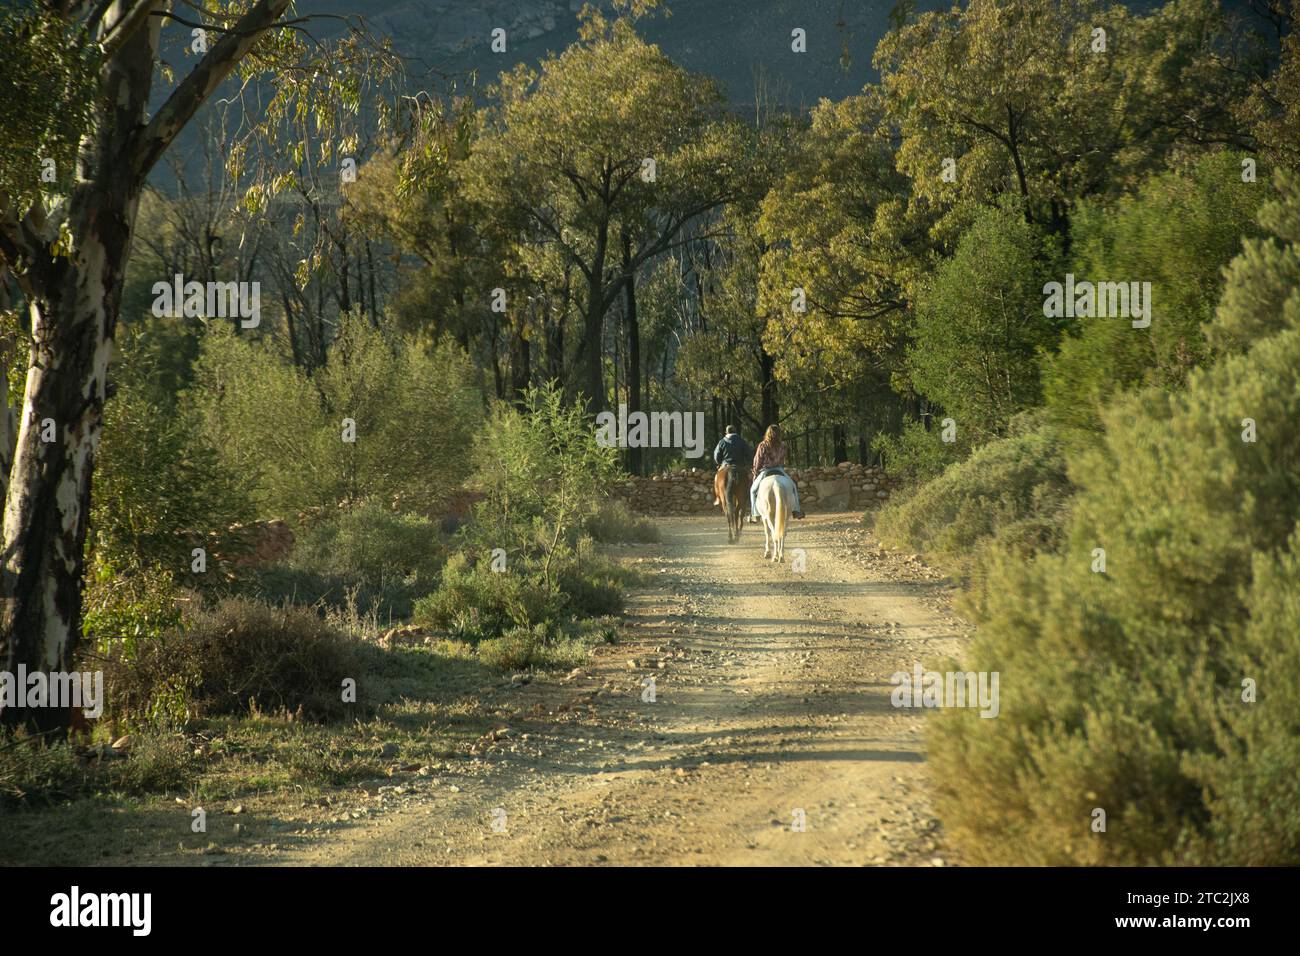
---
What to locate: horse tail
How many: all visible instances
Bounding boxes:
[774,481,789,543]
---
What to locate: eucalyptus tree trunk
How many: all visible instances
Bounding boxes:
[0,0,293,733]
[0,9,157,733]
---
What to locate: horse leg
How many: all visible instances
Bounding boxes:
[774,492,789,562]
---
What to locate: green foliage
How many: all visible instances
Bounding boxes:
[476,623,592,674]
[414,384,625,640]
[185,324,333,518]
[253,499,448,621]
[412,538,624,640]
[929,176,1300,865]
[871,417,965,485]
[876,0,1249,243]
[908,201,1062,440]
[1208,168,1300,354]
[472,382,620,555]
[874,413,1071,578]
[1043,152,1267,444]
[0,736,198,808]
[314,313,484,511]
[1,307,28,413]
[584,499,661,544]
[82,568,186,661]
[413,550,556,639]
[290,500,444,592]
[0,6,99,213]
[757,92,920,386]
[91,343,251,576]
[185,314,482,519]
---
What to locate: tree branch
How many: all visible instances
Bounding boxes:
[130,0,293,179]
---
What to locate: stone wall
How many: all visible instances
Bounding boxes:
[609,463,899,516]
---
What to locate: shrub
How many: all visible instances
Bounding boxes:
[584,499,661,543]
[874,413,1072,578]
[413,383,627,640]
[292,500,443,584]
[871,417,967,486]
[185,325,335,518]
[91,337,250,575]
[928,175,1300,865]
[413,536,625,640]
[184,315,483,519]
[556,539,625,617]
[82,566,187,659]
[312,313,483,512]
[471,382,620,551]
[412,550,559,640]
[475,620,613,673]
[269,499,446,618]
[104,597,360,728]
[0,735,198,807]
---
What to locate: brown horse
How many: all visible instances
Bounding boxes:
[714,462,749,543]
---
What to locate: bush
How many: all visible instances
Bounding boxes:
[584,499,661,543]
[412,550,558,640]
[471,382,620,543]
[185,325,335,518]
[413,535,625,640]
[82,567,187,659]
[272,500,446,618]
[413,383,627,640]
[185,315,482,519]
[556,539,626,617]
[104,597,361,728]
[312,313,484,512]
[871,417,967,486]
[292,500,443,584]
[475,619,615,673]
[0,736,198,807]
[928,175,1300,865]
[874,413,1072,579]
[91,335,250,575]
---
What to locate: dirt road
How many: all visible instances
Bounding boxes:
[274,514,971,867]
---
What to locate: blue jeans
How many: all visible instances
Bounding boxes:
[751,468,800,515]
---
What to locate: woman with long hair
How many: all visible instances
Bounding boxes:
[749,424,804,521]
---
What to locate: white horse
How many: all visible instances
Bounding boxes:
[756,471,796,563]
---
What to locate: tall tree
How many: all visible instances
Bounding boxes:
[875,0,1256,243]
[464,4,745,410]
[0,1,394,733]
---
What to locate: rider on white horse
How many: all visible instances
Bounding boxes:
[749,424,805,522]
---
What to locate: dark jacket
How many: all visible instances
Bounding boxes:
[714,433,753,470]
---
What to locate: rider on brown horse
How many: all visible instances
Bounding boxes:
[713,425,753,501]
[713,426,752,541]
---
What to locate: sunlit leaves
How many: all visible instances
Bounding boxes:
[0,7,99,213]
